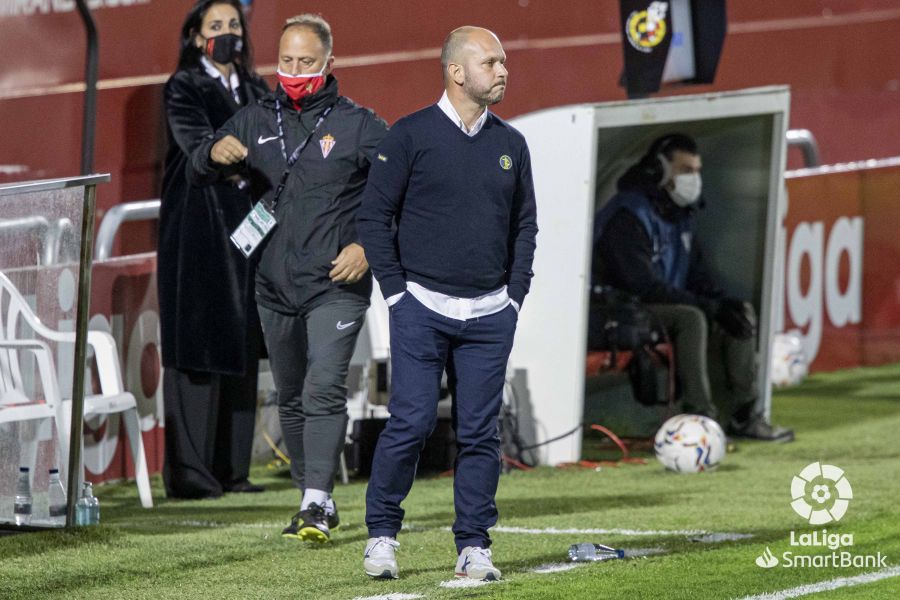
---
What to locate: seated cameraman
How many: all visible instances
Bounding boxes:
[591,133,793,442]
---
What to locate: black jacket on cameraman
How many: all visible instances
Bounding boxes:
[159,64,269,376]
[591,165,723,316]
[190,75,388,314]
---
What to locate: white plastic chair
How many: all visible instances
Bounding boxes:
[0,338,69,485]
[0,271,153,508]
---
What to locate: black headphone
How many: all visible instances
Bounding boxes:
[638,134,681,186]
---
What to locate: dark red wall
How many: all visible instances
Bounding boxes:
[2,0,899,242]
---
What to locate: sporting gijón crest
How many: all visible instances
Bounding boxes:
[320,134,336,158]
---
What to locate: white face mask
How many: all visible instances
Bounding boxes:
[670,173,702,207]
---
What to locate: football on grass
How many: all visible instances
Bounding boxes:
[654,414,726,473]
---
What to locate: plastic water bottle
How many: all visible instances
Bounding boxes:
[88,485,100,525]
[568,542,625,562]
[48,468,67,526]
[13,467,32,526]
[75,482,100,526]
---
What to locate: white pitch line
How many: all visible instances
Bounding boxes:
[131,521,751,542]
[690,533,755,543]
[168,520,225,528]
[409,524,750,538]
[531,548,666,575]
[155,520,286,529]
[531,548,667,575]
[532,563,582,574]
[439,578,498,589]
[624,547,667,558]
[734,566,900,600]
[351,594,425,600]
[488,525,716,537]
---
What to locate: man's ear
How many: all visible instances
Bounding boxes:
[447,63,465,86]
[324,55,335,75]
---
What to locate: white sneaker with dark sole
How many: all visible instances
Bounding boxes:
[455,546,501,581]
[364,536,400,579]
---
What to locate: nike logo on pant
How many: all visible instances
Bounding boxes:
[336,320,356,330]
[258,135,279,145]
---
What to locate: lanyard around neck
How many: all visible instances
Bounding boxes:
[274,98,334,164]
[268,98,336,210]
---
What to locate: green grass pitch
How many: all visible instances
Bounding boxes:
[2,364,899,599]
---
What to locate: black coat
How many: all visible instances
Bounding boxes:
[158,64,269,375]
[189,77,389,314]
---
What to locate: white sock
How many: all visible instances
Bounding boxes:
[301,488,329,511]
[323,497,336,515]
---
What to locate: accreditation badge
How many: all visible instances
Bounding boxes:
[230,201,277,258]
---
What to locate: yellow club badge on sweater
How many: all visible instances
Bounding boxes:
[499,155,512,170]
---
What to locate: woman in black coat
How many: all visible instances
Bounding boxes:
[158,0,268,498]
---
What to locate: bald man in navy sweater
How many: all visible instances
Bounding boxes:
[356,27,538,581]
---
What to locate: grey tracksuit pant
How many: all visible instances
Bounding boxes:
[647,303,759,425]
[258,296,368,493]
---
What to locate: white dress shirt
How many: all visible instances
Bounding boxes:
[383,92,519,319]
[437,90,487,135]
[200,56,241,105]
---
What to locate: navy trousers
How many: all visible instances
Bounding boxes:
[365,292,518,552]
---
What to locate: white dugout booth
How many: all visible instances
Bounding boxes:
[506,85,790,465]
[354,86,790,467]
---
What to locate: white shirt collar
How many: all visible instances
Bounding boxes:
[437,91,488,136]
[200,55,241,104]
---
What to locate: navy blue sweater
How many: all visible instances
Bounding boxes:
[356,104,538,306]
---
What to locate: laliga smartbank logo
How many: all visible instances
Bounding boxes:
[790,461,852,524]
[755,462,887,570]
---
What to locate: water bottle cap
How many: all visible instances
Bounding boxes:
[49,468,59,474]
[19,467,29,472]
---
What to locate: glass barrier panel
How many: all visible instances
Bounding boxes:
[0,181,92,529]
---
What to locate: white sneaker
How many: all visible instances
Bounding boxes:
[364,537,400,579]
[455,546,501,581]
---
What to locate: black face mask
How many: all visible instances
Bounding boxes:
[202,33,243,64]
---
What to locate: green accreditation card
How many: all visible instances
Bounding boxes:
[230,201,277,258]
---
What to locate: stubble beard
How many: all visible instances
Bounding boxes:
[464,76,506,107]
[486,85,505,105]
